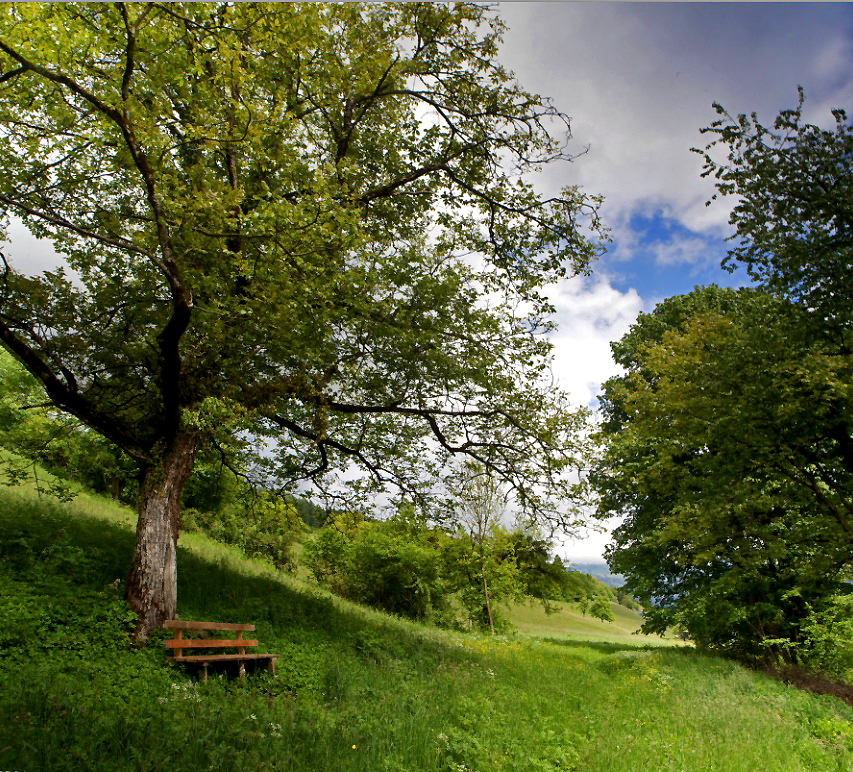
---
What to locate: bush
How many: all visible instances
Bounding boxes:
[800,593,853,682]
[182,493,304,571]
[304,517,454,624]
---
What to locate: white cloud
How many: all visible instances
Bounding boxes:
[497,2,853,244]
[650,232,716,268]
[547,275,643,407]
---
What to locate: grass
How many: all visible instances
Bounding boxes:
[0,475,851,770]
[506,596,686,646]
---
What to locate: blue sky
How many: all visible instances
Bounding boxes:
[493,2,853,560]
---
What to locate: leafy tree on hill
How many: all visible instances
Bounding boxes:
[596,94,853,665]
[451,464,513,635]
[582,595,615,624]
[0,4,603,638]
[595,286,853,661]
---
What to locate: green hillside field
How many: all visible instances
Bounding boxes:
[1,474,851,771]
[506,597,682,646]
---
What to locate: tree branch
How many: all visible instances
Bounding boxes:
[0,318,152,463]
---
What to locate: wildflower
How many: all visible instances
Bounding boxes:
[249,714,257,721]
[352,744,357,750]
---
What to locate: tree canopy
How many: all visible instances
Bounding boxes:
[0,3,602,637]
[596,286,853,660]
[595,93,853,664]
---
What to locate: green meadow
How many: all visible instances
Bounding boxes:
[1,477,851,771]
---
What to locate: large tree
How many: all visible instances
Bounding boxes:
[596,93,853,662]
[0,3,601,638]
[595,287,853,660]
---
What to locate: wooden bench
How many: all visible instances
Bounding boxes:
[163,620,279,682]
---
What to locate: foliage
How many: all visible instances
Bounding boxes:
[581,595,616,624]
[304,512,456,625]
[697,88,853,328]
[0,2,602,635]
[183,491,306,572]
[595,286,853,662]
[447,464,522,633]
[304,507,579,632]
[0,349,136,501]
[448,524,527,634]
[797,590,853,682]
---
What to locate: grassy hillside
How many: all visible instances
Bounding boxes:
[1,478,851,771]
[506,597,677,646]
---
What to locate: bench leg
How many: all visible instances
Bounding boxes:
[201,662,208,683]
[268,658,276,678]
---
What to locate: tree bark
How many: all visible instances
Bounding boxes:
[125,430,199,641]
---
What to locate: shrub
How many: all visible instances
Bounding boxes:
[800,592,853,682]
[182,493,304,571]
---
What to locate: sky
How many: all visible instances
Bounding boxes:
[491,2,853,562]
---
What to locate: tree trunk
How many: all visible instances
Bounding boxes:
[126,431,199,641]
[480,556,495,636]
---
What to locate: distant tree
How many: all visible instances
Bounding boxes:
[452,464,512,635]
[0,4,602,638]
[587,595,614,624]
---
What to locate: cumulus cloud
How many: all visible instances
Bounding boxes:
[497,2,853,241]
[547,275,643,407]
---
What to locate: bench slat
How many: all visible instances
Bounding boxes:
[172,654,278,663]
[164,620,255,632]
[165,639,258,649]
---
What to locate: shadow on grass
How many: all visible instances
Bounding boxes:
[0,494,467,679]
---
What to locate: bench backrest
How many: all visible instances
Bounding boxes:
[163,620,258,658]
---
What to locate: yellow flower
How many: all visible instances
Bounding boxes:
[352,744,357,750]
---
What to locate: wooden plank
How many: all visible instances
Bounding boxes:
[171,653,278,663]
[164,620,255,632]
[164,638,258,649]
